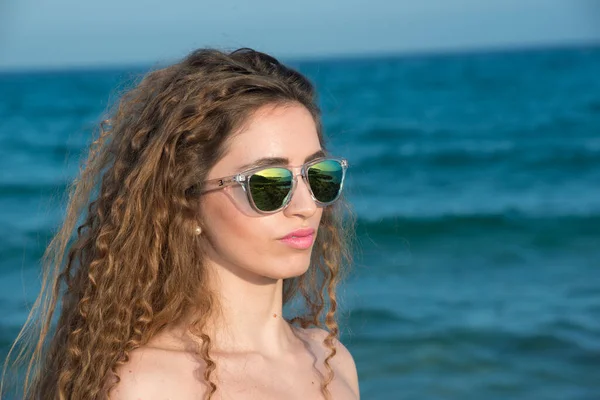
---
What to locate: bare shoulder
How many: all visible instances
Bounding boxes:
[300,327,360,398]
[108,345,207,400]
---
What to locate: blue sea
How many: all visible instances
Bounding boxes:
[1,45,600,399]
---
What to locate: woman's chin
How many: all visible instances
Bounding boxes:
[265,260,311,280]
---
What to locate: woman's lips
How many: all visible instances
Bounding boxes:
[279,234,314,249]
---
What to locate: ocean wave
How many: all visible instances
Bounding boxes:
[345,307,414,325]
[0,181,70,197]
[347,323,598,357]
[351,142,600,170]
[355,212,600,242]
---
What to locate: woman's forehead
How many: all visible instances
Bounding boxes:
[222,104,322,167]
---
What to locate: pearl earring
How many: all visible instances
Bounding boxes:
[194,226,202,235]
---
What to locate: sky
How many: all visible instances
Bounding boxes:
[0,0,599,70]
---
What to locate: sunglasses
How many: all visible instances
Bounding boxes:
[199,157,348,214]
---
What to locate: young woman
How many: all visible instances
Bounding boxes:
[3,47,358,399]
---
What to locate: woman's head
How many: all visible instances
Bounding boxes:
[2,48,353,400]
[199,103,326,282]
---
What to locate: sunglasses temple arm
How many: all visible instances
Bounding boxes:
[199,176,241,194]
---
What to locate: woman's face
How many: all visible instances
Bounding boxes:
[199,103,324,282]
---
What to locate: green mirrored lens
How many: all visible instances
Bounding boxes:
[307,160,344,203]
[248,168,293,211]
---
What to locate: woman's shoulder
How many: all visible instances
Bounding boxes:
[107,338,208,399]
[297,326,356,361]
[296,327,360,398]
[108,327,359,399]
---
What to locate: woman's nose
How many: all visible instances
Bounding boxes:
[283,174,317,218]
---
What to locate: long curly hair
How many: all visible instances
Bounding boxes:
[1,47,354,400]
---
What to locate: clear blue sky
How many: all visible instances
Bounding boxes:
[1,0,599,70]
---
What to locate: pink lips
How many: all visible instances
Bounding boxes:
[279,228,315,250]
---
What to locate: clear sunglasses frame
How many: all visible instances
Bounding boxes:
[200,157,348,215]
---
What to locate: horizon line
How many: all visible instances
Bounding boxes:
[1,39,598,75]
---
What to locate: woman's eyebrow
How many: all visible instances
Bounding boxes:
[236,149,326,171]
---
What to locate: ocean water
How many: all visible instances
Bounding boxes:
[1,45,600,399]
